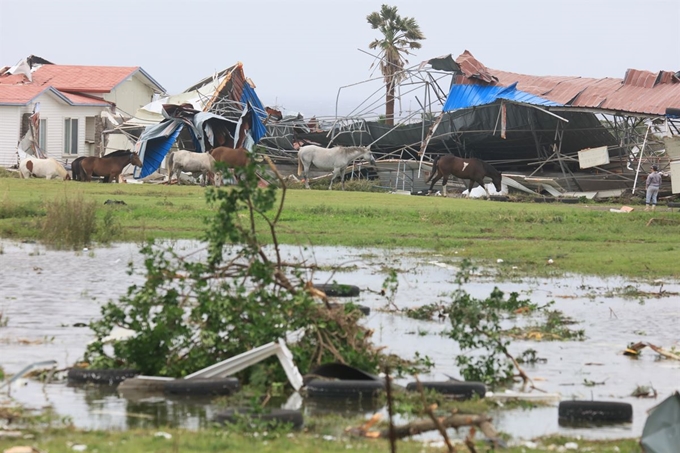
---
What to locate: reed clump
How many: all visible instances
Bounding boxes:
[41,193,97,250]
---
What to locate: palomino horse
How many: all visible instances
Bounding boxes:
[167,150,215,186]
[19,157,70,180]
[79,150,143,183]
[297,145,376,190]
[426,155,502,198]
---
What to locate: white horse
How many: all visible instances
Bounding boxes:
[297,145,376,190]
[167,150,216,186]
[19,157,70,180]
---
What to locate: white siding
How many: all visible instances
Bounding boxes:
[103,74,157,117]
[34,93,103,162]
[0,92,105,167]
[0,106,20,167]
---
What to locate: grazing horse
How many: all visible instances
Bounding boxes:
[297,145,376,190]
[210,146,251,186]
[167,150,215,186]
[426,155,502,198]
[79,151,143,183]
[19,157,70,180]
[70,156,85,181]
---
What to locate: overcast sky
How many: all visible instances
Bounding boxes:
[1,0,678,118]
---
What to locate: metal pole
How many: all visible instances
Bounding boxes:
[632,124,651,194]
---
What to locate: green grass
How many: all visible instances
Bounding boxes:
[0,427,642,453]
[1,178,678,278]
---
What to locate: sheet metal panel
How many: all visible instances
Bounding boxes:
[455,52,680,116]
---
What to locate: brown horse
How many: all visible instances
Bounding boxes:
[210,147,250,186]
[79,151,143,183]
[426,155,502,198]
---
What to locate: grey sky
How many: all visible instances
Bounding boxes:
[1,0,678,118]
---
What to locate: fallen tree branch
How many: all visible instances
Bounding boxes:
[648,343,680,360]
[348,412,499,445]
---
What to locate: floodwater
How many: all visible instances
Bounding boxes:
[1,239,678,442]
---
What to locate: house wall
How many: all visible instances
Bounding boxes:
[0,106,20,167]
[103,74,158,117]
[0,92,105,168]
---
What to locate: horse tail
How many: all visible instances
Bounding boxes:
[425,155,440,183]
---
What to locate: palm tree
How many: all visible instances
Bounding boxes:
[367,4,425,126]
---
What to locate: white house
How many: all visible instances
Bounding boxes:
[0,55,165,168]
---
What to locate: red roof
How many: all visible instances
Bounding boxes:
[0,64,141,105]
[454,51,680,116]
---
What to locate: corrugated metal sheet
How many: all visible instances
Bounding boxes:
[454,52,680,116]
[443,82,561,111]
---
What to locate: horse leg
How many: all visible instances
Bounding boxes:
[200,171,206,187]
[442,176,449,197]
[466,180,475,198]
[428,172,442,194]
[329,168,341,190]
[340,167,347,191]
[304,165,311,189]
[482,180,491,198]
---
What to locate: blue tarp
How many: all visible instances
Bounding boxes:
[134,122,184,179]
[240,83,267,143]
[443,82,561,112]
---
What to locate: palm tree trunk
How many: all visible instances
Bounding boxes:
[385,80,395,126]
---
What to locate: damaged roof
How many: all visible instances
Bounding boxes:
[0,58,165,106]
[444,50,680,116]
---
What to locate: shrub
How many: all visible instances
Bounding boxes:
[41,193,96,250]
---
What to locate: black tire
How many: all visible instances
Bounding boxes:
[489,195,508,202]
[313,283,360,298]
[163,377,240,396]
[305,379,385,398]
[667,202,680,208]
[405,381,486,399]
[558,401,633,423]
[214,408,303,429]
[67,367,139,385]
[328,302,370,316]
[559,198,580,204]
[666,107,680,117]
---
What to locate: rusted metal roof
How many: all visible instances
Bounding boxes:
[454,52,680,116]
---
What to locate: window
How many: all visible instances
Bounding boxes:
[64,118,78,154]
[38,119,47,151]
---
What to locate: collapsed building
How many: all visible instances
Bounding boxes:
[260,51,680,197]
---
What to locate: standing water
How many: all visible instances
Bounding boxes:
[1,239,678,440]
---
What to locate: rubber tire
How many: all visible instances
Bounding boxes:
[405,381,486,399]
[328,303,370,316]
[163,377,240,396]
[67,367,139,385]
[559,198,580,204]
[214,408,303,429]
[667,202,680,208]
[305,379,385,398]
[666,107,680,117]
[558,401,633,423]
[489,195,508,202]
[313,283,360,298]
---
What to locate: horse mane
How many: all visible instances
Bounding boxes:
[103,150,132,158]
[481,159,501,178]
[337,145,369,154]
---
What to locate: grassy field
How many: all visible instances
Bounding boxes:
[0,427,642,453]
[1,176,679,278]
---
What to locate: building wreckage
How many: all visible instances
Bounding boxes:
[108,52,680,198]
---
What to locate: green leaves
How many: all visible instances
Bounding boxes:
[84,158,382,387]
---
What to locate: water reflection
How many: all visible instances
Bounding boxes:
[1,239,679,441]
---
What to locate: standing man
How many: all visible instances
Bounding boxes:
[645,164,662,211]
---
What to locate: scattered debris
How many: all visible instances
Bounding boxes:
[103,199,126,205]
[641,391,680,452]
[631,385,657,398]
[624,341,647,356]
[609,206,634,213]
[647,343,680,361]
